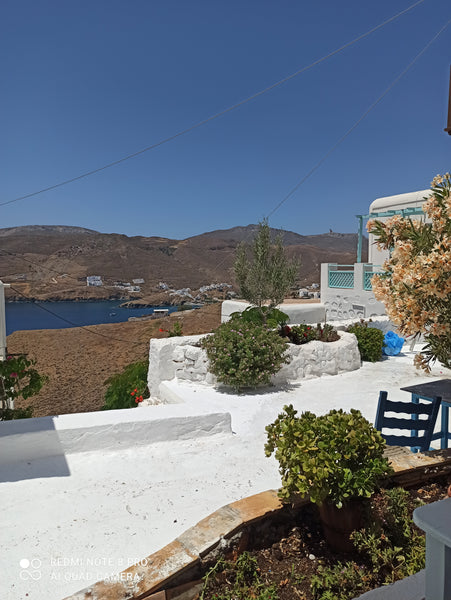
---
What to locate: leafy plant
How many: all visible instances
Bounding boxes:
[159,321,183,337]
[316,323,340,342]
[311,561,371,600]
[0,354,47,420]
[281,323,317,344]
[311,487,425,599]
[368,173,451,371]
[346,321,384,362]
[280,323,340,345]
[234,219,299,321]
[102,360,148,410]
[200,551,278,600]
[168,321,183,337]
[231,306,289,328]
[201,319,289,391]
[265,405,392,507]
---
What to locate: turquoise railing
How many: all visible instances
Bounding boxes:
[328,266,354,289]
[363,265,381,291]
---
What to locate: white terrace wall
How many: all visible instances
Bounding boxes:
[221,300,326,324]
[320,263,386,320]
[0,404,231,469]
[148,332,361,401]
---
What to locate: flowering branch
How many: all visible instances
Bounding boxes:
[367,173,451,371]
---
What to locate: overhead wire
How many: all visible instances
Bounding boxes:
[3,3,447,347]
[0,0,428,209]
[8,285,151,346]
[4,16,449,343]
[265,17,451,220]
[206,16,451,275]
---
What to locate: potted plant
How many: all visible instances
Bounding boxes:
[265,405,393,552]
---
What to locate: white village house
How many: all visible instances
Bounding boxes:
[320,188,431,320]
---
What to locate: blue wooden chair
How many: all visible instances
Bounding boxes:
[375,390,441,453]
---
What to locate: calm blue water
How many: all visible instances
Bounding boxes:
[5,301,180,335]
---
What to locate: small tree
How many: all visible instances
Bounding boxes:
[368,173,451,371]
[234,220,299,315]
[0,354,47,420]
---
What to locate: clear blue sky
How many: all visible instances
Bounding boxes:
[2,0,450,240]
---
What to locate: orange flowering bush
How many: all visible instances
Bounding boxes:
[367,173,451,371]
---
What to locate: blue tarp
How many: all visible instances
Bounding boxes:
[383,330,405,356]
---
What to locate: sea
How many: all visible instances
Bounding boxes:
[5,300,181,336]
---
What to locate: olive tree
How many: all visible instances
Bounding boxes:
[234,220,300,313]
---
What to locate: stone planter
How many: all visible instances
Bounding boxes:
[148,332,360,402]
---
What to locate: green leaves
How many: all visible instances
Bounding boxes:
[202,318,289,392]
[346,322,384,362]
[368,173,451,371]
[234,220,299,311]
[0,354,47,420]
[102,360,148,410]
[265,406,393,507]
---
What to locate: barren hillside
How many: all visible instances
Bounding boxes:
[7,304,222,417]
[0,224,368,302]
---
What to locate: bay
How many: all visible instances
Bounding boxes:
[5,301,180,336]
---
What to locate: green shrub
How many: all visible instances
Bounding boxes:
[1,406,34,420]
[232,306,289,328]
[316,323,340,342]
[311,561,369,600]
[286,324,317,344]
[201,319,289,391]
[346,322,384,362]
[102,361,148,410]
[168,321,183,337]
[0,353,47,421]
[200,552,278,600]
[265,405,392,507]
[311,487,425,599]
[280,323,340,345]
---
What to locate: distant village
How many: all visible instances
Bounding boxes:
[86,275,143,292]
[86,275,320,301]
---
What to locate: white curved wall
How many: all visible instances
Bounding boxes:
[148,332,361,401]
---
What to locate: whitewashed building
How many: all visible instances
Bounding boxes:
[86,275,102,287]
[320,189,431,320]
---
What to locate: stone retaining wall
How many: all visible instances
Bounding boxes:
[148,332,361,401]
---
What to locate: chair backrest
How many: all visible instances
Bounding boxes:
[374,390,441,452]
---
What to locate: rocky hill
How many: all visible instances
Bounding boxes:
[0,224,367,303]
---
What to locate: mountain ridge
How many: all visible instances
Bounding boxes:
[0,224,367,302]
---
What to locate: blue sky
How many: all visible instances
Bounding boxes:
[2,0,450,240]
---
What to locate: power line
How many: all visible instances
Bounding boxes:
[266,17,451,220]
[3,7,446,343]
[8,286,150,346]
[0,0,428,209]
[211,17,450,272]
[3,6,447,316]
